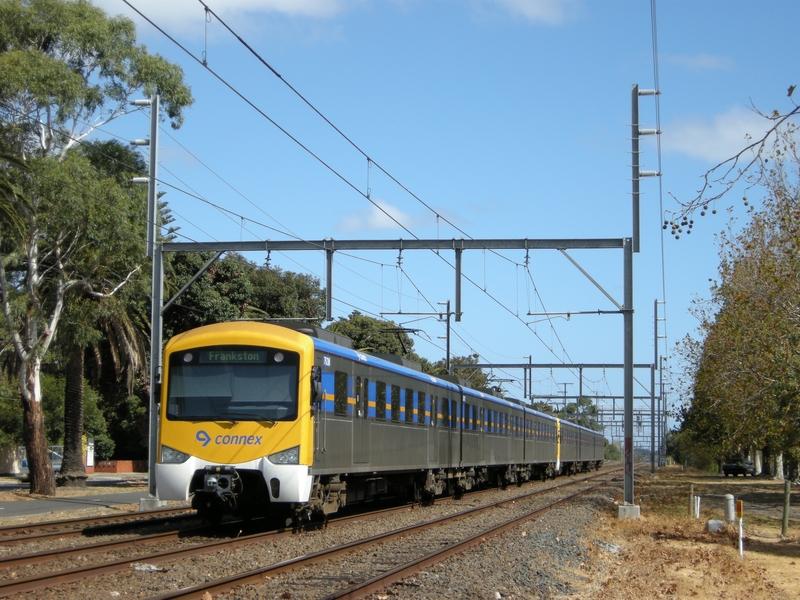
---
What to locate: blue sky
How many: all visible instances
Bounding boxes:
[91,0,798,434]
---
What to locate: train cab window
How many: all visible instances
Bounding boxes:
[418,391,426,426]
[166,345,299,422]
[376,382,386,420]
[405,388,414,423]
[334,371,348,416]
[391,385,401,422]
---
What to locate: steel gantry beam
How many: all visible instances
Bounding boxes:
[148,235,634,509]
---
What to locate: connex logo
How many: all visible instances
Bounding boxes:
[196,430,262,447]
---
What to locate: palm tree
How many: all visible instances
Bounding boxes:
[58,294,147,485]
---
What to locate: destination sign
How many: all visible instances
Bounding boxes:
[199,349,267,364]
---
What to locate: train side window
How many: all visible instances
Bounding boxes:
[376,382,386,420]
[334,371,348,416]
[417,391,426,426]
[441,398,449,428]
[391,385,400,422]
[431,396,438,427]
[405,388,414,423]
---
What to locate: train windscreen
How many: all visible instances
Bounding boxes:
[166,345,299,422]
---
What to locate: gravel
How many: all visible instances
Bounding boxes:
[0,476,620,599]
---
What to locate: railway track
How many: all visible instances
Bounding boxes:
[0,467,619,598]
[0,506,193,543]
[149,470,620,599]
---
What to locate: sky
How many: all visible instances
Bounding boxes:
[90,0,799,440]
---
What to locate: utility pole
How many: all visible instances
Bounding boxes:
[130,94,162,502]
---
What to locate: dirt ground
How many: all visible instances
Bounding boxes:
[577,466,800,599]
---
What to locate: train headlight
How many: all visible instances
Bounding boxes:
[160,445,190,464]
[268,446,299,465]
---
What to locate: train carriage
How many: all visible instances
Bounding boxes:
[156,321,604,524]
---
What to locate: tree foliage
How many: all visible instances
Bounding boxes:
[0,0,192,160]
[163,253,326,338]
[0,0,192,494]
[326,311,416,356]
[677,123,800,468]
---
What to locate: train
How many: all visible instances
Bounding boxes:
[155,321,605,524]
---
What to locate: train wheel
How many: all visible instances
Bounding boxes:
[409,481,423,504]
[204,507,224,527]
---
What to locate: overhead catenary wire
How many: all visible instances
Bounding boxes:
[121,0,581,372]
[194,0,523,270]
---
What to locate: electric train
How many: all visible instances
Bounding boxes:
[155,321,605,524]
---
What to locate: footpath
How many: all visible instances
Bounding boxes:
[0,472,157,519]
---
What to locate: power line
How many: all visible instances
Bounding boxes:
[122,0,579,369]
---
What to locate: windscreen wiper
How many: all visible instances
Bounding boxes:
[218,412,276,426]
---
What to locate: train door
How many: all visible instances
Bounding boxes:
[353,376,370,464]
[428,394,439,464]
[477,405,485,464]
[555,418,561,472]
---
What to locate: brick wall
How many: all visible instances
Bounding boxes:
[94,460,148,473]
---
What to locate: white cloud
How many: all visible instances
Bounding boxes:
[662,107,771,163]
[488,0,584,25]
[94,0,345,35]
[338,198,418,233]
[663,53,735,71]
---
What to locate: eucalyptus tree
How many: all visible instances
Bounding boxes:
[0,0,192,494]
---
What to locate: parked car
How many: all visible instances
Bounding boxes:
[17,447,63,481]
[723,458,756,476]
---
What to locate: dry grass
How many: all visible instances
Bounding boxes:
[573,466,800,599]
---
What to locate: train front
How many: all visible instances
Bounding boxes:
[155,323,315,522]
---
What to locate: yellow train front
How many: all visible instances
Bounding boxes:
[155,322,317,524]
